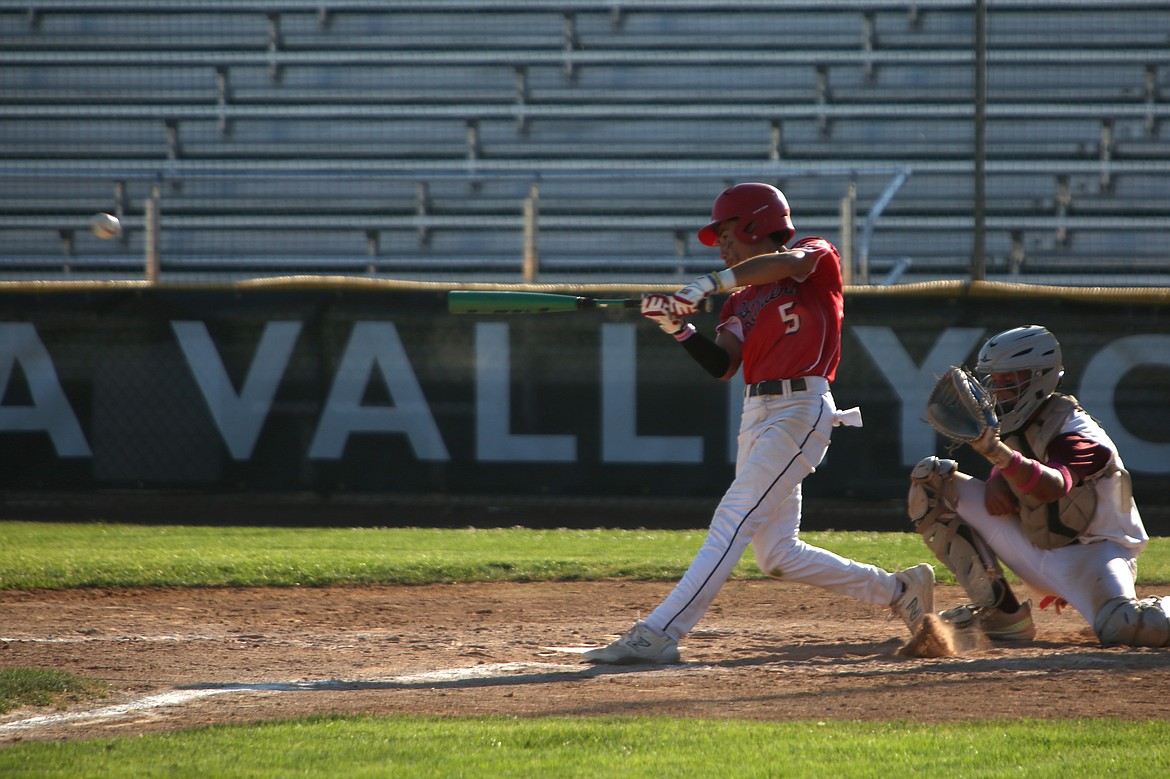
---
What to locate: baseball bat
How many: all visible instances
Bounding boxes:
[448,290,642,314]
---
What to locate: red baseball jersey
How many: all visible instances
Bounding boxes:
[717,236,844,384]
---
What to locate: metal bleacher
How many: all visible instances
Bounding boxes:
[0,0,1168,285]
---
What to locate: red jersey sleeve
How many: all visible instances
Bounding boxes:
[1046,432,1113,485]
[718,237,845,384]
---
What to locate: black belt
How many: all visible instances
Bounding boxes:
[745,378,808,398]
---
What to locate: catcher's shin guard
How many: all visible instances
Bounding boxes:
[908,456,1007,611]
[1093,596,1170,647]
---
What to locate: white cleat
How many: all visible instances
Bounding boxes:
[582,623,680,665]
[893,563,935,633]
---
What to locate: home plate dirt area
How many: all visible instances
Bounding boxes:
[2,580,1170,743]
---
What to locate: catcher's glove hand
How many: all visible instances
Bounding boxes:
[926,366,998,445]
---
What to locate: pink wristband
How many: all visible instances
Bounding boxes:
[999,450,1024,476]
[1019,461,1044,493]
[672,323,697,342]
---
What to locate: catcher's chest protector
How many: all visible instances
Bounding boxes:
[1004,394,1121,549]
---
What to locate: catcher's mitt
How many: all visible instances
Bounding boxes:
[926,366,998,445]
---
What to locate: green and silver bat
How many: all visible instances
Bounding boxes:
[447,290,642,314]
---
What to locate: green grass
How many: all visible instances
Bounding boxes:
[2,522,1168,590]
[3,523,1168,776]
[1,715,1166,778]
[0,668,107,715]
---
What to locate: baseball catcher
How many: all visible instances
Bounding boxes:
[911,325,1169,647]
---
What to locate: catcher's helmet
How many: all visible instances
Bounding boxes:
[698,182,795,247]
[976,325,1064,434]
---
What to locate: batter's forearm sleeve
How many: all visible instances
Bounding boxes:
[679,329,731,379]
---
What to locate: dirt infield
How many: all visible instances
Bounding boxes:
[3,580,1169,743]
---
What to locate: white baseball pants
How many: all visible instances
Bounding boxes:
[951,474,1139,623]
[645,388,900,641]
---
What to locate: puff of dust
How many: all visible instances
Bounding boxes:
[897,613,959,658]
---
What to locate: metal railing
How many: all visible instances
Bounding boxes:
[0,164,914,285]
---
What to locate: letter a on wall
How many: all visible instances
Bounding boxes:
[0,323,91,457]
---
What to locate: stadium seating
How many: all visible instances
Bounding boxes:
[0,1,1167,284]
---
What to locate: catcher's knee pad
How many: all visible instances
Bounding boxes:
[908,457,1004,611]
[1093,596,1170,647]
[907,456,959,527]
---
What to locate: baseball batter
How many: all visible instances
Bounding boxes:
[584,182,934,664]
[909,325,1170,646]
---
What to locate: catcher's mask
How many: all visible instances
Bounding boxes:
[976,325,1064,434]
[698,182,795,247]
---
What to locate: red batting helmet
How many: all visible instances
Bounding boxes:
[697,182,795,247]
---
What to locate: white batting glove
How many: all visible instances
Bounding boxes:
[672,269,735,315]
[641,293,686,335]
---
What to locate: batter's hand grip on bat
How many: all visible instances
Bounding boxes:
[447,291,641,314]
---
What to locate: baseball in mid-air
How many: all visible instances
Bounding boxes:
[91,212,121,239]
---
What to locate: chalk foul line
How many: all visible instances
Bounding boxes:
[0,661,687,736]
